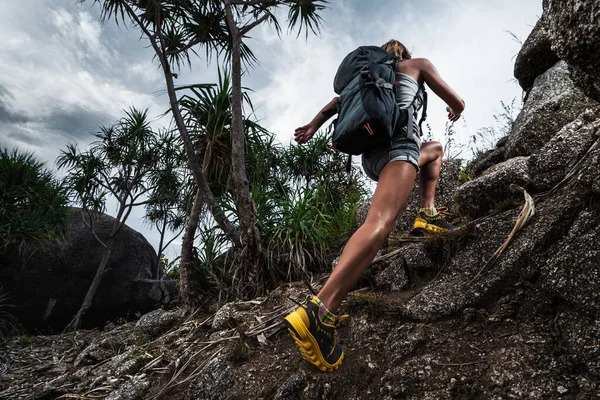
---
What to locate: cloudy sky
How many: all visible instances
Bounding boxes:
[1,0,542,259]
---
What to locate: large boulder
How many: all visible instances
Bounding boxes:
[529,107,600,191]
[452,156,531,220]
[514,19,560,93]
[402,187,586,322]
[542,202,600,318]
[504,61,596,159]
[545,0,600,102]
[0,207,173,332]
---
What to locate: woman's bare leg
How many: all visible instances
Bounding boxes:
[417,141,443,209]
[316,161,417,313]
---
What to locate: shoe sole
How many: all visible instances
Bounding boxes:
[413,217,449,235]
[284,311,344,372]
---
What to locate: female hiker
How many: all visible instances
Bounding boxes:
[284,39,465,372]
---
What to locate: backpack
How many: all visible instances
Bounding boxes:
[331,46,428,159]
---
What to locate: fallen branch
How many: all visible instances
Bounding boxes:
[469,184,535,284]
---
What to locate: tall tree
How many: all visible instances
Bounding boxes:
[221,0,328,266]
[82,0,327,301]
[57,108,163,331]
[144,129,190,279]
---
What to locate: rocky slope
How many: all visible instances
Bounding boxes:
[2,1,600,399]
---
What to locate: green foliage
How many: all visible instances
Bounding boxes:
[57,107,161,215]
[0,148,69,250]
[221,131,366,289]
[458,163,473,184]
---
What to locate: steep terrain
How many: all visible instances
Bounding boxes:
[2,1,600,399]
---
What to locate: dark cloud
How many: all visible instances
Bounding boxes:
[44,105,115,141]
[0,101,31,124]
[0,84,31,124]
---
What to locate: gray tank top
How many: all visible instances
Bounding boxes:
[395,72,424,135]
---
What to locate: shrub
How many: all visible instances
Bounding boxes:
[0,148,69,251]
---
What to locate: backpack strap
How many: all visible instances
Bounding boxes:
[404,85,428,140]
[418,88,428,136]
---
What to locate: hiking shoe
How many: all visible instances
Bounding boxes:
[410,206,456,236]
[284,298,348,372]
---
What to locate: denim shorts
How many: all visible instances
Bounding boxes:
[361,127,422,182]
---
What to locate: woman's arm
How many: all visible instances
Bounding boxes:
[294,97,339,144]
[416,58,465,120]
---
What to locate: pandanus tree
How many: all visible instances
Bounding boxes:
[57,107,164,331]
[0,148,69,252]
[82,0,328,304]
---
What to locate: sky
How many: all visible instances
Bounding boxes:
[0,0,542,261]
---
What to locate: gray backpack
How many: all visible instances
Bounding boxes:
[332,46,427,158]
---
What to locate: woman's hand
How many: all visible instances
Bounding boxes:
[294,123,317,144]
[446,106,461,122]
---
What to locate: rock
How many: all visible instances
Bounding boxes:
[574,134,600,194]
[0,207,172,332]
[212,300,261,331]
[514,19,560,93]
[134,308,184,340]
[468,146,506,178]
[375,244,435,291]
[545,0,600,102]
[402,189,585,321]
[105,374,150,400]
[385,324,430,364]
[188,355,234,400]
[542,203,600,318]
[274,371,308,400]
[504,61,595,159]
[453,156,531,220]
[75,330,134,367]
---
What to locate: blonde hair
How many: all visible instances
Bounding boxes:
[381,39,412,60]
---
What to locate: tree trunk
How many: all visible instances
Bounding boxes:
[224,1,262,261]
[155,216,167,279]
[122,2,240,248]
[65,235,115,332]
[178,188,204,309]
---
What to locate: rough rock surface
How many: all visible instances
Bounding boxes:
[514,18,560,93]
[529,107,600,191]
[504,61,595,158]
[0,207,173,332]
[452,156,531,220]
[468,145,506,178]
[545,0,600,102]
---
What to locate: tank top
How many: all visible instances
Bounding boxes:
[395,72,424,135]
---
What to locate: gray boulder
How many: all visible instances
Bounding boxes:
[514,19,560,93]
[542,204,600,318]
[402,188,586,322]
[529,108,600,191]
[504,61,596,159]
[0,207,171,332]
[545,0,600,102]
[453,156,531,220]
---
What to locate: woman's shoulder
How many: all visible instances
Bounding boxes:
[396,57,433,69]
[396,58,432,84]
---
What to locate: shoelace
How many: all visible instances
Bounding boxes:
[327,314,349,357]
[435,206,453,219]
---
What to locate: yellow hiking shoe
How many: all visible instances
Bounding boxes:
[410,206,456,236]
[284,297,348,372]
